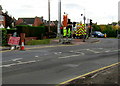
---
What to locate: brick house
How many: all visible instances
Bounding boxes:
[16,16,44,26]
[0,5,5,28]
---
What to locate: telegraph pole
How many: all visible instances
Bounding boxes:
[48,0,50,32]
[57,0,61,37]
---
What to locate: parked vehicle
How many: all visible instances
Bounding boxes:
[92,31,105,38]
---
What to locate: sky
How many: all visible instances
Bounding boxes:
[0,0,119,24]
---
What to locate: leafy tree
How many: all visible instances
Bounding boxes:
[92,24,101,31]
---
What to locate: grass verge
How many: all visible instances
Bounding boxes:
[26,39,51,45]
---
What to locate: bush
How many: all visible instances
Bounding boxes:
[101,25,117,37]
[92,24,101,31]
[0,28,7,46]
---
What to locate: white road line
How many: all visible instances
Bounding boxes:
[1,60,37,68]
[16,60,36,65]
[35,56,39,58]
[59,52,62,54]
[54,52,62,55]
[69,51,74,52]
[58,53,84,59]
[12,58,22,61]
[105,50,111,52]
[86,49,100,53]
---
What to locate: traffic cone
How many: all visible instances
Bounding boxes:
[20,40,25,51]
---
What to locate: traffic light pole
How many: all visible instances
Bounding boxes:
[57,0,61,38]
[48,0,50,33]
[90,19,92,37]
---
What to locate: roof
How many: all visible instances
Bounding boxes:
[19,18,35,24]
[18,17,43,25]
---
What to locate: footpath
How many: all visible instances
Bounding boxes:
[0,38,99,51]
[59,63,120,86]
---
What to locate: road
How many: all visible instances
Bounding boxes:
[1,38,119,85]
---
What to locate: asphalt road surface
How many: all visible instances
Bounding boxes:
[1,38,119,85]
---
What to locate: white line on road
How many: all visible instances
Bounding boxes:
[35,56,39,58]
[105,50,111,52]
[86,49,100,54]
[58,53,84,59]
[12,58,23,61]
[1,60,37,68]
[54,52,62,55]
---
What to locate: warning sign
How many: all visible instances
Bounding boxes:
[8,37,20,45]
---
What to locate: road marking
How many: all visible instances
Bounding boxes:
[1,44,74,53]
[69,51,74,53]
[54,52,62,55]
[25,45,74,50]
[12,58,22,61]
[1,60,37,68]
[35,56,39,58]
[0,50,12,53]
[58,62,120,85]
[86,49,100,53]
[105,50,111,52]
[58,53,84,59]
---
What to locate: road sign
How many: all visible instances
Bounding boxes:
[8,37,20,45]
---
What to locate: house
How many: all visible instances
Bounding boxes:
[0,5,5,28]
[0,5,16,28]
[16,16,44,26]
[44,20,58,27]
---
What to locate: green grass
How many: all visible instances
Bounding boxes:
[26,39,51,45]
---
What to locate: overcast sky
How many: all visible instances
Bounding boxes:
[0,0,119,24]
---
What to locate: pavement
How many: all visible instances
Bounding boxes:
[0,38,99,51]
[59,62,120,86]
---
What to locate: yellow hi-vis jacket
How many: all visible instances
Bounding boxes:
[63,28,67,36]
[67,28,71,37]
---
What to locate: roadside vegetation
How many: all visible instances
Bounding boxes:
[92,24,119,38]
[25,39,51,45]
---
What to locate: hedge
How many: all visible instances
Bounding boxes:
[16,25,46,39]
[16,25,57,39]
[0,28,7,46]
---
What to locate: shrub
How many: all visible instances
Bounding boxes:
[0,28,7,46]
[102,25,117,37]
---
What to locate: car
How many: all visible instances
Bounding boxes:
[92,31,105,38]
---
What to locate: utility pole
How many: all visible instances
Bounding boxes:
[57,0,61,37]
[81,9,86,42]
[48,0,50,32]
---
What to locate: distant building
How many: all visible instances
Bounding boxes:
[16,16,44,26]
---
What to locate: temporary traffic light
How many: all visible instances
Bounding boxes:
[62,14,68,27]
[90,19,92,25]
